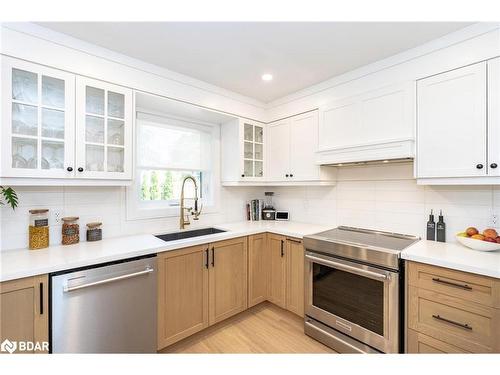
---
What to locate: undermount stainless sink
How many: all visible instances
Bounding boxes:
[155,227,226,242]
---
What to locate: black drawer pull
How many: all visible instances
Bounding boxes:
[211,247,215,267]
[476,164,484,169]
[205,248,209,269]
[491,163,498,169]
[287,238,302,244]
[280,240,284,257]
[432,277,472,290]
[432,314,472,330]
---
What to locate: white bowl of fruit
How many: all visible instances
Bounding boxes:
[456,227,500,251]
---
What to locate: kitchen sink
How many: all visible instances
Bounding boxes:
[155,227,226,242]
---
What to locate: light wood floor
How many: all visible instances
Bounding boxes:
[160,302,335,353]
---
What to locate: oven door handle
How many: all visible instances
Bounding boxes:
[305,253,389,281]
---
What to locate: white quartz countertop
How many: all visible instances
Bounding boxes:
[401,239,500,279]
[0,221,331,282]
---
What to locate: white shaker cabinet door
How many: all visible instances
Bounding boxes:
[289,111,320,181]
[1,57,75,178]
[267,119,290,181]
[75,77,133,180]
[488,57,500,176]
[416,62,487,178]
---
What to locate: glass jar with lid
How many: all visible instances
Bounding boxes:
[62,216,80,245]
[29,209,49,250]
[86,222,102,242]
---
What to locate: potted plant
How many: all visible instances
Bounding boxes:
[1,186,18,209]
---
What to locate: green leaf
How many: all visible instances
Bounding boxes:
[0,186,18,210]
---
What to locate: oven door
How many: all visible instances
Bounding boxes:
[305,251,399,353]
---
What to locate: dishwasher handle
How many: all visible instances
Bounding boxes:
[63,267,154,292]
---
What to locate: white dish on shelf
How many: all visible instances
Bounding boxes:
[455,235,500,252]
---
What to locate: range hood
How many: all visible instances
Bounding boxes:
[316,139,415,167]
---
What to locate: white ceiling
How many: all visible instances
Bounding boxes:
[38,22,473,103]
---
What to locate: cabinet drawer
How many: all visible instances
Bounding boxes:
[407,329,469,353]
[408,286,500,352]
[408,261,500,308]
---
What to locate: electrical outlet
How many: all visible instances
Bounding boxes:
[491,213,498,227]
[53,210,62,225]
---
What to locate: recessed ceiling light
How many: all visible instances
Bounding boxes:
[261,73,273,81]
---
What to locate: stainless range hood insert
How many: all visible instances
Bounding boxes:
[324,157,413,167]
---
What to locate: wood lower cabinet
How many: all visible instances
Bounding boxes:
[407,329,470,353]
[268,233,287,308]
[248,233,268,307]
[407,261,500,353]
[209,237,248,325]
[0,274,48,353]
[286,238,304,317]
[157,245,209,349]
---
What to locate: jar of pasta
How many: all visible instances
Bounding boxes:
[29,209,49,250]
[62,217,80,245]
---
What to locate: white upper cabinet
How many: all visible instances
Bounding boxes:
[267,111,335,183]
[416,62,487,179]
[221,118,266,183]
[75,77,133,180]
[316,82,415,164]
[1,57,75,179]
[1,57,133,184]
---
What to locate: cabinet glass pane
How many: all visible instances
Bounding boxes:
[85,116,105,144]
[107,147,124,172]
[85,86,105,115]
[12,68,37,104]
[41,140,64,170]
[12,137,37,169]
[244,141,254,159]
[42,108,64,139]
[244,159,253,177]
[244,124,253,141]
[254,143,263,160]
[108,91,125,119]
[42,76,65,108]
[255,126,263,143]
[255,161,263,177]
[12,103,37,136]
[107,119,124,145]
[85,145,104,171]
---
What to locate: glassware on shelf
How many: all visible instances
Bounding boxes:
[12,137,37,169]
[42,108,65,139]
[255,143,263,160]
[42,75,65,108]
[85,116,105,143]
[244,159,253,177]
[12,68,38,104]
[12,103,37,136]
[42,140,64,170]
[108,91,125,118]
[255,126,263,143]
[244,123,253,141]
[85,86,105,115]
[85,144,104,171]
[107,147,124,172]
[244,142,253,159]
[107,119,124,145]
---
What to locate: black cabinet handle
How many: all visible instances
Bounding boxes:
[432,277,472,290]
[78,167,84,172]
[39,282,44,315]
[211,247,215,267]
[476,164,484,169]
[432,314,472,331]
[285,174,289,178]
[205,248,209,269]
[491,163,498,169]
[66,167,73,172]
[280,240,284,257]
[241,174,245,177]
[290,174,294,177]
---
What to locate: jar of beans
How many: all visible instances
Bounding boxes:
[86,222,102,242]
[29,209,49,250]
[62,217,79,245]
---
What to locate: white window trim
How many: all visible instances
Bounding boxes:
[126,110,221,221]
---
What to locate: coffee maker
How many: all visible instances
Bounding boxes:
[262,192,276,220]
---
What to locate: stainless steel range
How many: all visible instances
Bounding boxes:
[303,226,419,353]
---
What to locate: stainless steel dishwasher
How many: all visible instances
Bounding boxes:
[50,254,157,353]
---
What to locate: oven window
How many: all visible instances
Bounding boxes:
[312,263,384,336]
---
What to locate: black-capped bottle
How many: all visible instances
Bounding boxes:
[427,209,436,241]
[436,210,446,243]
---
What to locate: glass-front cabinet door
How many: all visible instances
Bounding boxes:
[75,77,132,179]
[1,57,75,178]
[241,120,265,179]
